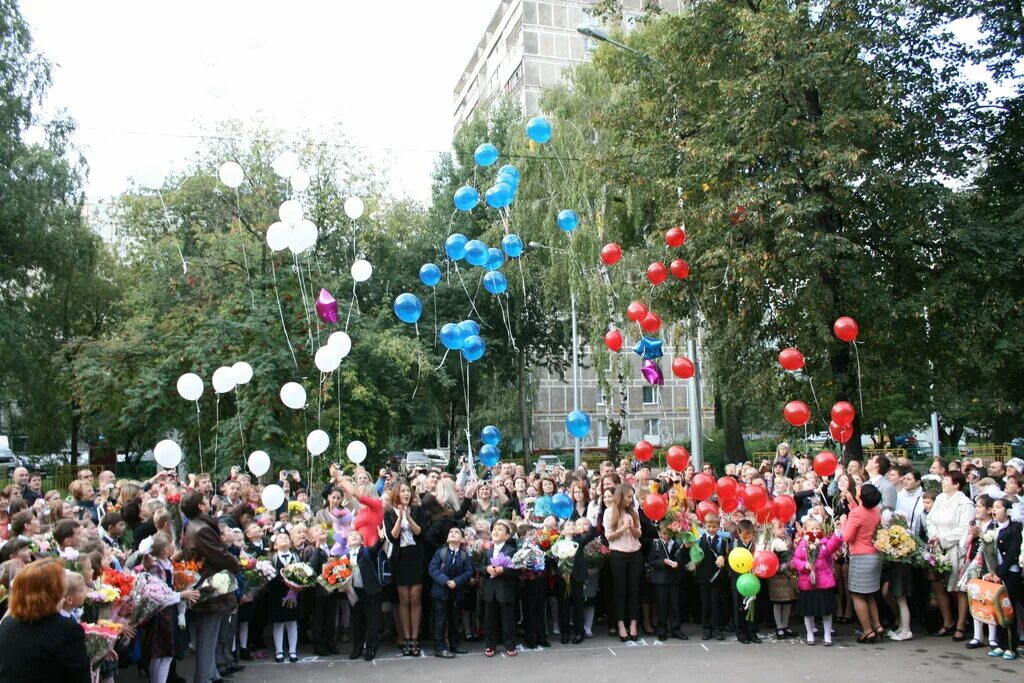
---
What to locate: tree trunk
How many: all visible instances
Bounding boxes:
[517,345,532,467]
[69,398,81,467]
[723,402,746,464]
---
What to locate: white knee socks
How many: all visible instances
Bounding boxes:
[273,621,299,656]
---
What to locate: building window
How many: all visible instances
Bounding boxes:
[596,387,606,406]
[505,61,523,93]
[642,385,660,405]
[597,418,609,447]
[643,418,661,445]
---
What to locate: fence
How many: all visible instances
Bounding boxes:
[0,462,158,494]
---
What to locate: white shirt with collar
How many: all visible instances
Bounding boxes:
[349,547,363,588]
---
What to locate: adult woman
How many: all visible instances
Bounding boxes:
[842,483,884,643]
[604,483,643,642]
[569,481,590,522]
[469,482,503,524]
[925,471,974,639]
[339,478,384,548]
[0,557,90,682]
[533,477,557,520]
[68,480,99,525]
[831,473,856,624]
[384,481,427,657]
[423,479,473,556]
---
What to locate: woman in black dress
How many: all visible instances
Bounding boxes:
[385,481,427,656]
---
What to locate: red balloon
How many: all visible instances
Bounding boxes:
[719,496,739,513]
[600,243,622,266]
[646,262,667,285]
[643,493,668,522]
[641,312,662,333]
[672,357,695,379]
[831,401,855,426]
[813,450,839,477]
[778,348,805,372]
[669,258,690,280]
[753,550,780,579]
[689,473,716,501]
[742,484,768,512]
[666,445,690,472]
[771,494,797,522]
[783,400,811,427]
[634,440,654,462]
[627,301,648,323]
[665,226,686,248]
[696,500,719,522]
[834,316,859,342]
[716,476,738,500]
[754,506,774,524]
[829,420,853,444]
[604,329,623,352]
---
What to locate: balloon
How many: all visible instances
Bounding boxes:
[419,263,442,287]
[445,233,468,260]
[176,373,204,402]
[247,450,270,477]
[351,259,373,282]
[627,301,648,323]
[153,439,182,469]
[261,484,286,510]
[719,496,739,513]
[439,323,465,350]
[641,359,664,385]
[483,271,508,295]
[643,493,668,522]
[327,331,352,358]
[218,161,243,188]
[288,218,318,253]
[526,116,552,143]
[783,400,811,427]
[344,197,365,220]
[778,348,805,371]
[556,209,579,232]
[393,293,422,324]
[669,259,690,280]
[346,440,367,464]
[753,550,780,579]
[831,401,855,426]
[266,221,290,251]
[716,476,738,500]
[813,450,839,477]
[485,184,513,209]
[604,329,623,352]
[833,316,858,342]
[696,500,719,522]
[272,151,299,178]
[742,484,769,512]
[278,199,302,225]
[646,262,667,285]
[690,473,716,501]
[315,345,342,373]
[486,248,505,271]
[829,420,853,444]
[289,168,310,191]
[231,361,253,385]
[315,288,339,324]
[464,240,488,267]
[307,429,330,456]
[665,226,686,248]
[502,234,524,258]
[641,312,662,333]
[729,547,754,574]
[453,185,480,212]
[458,320,480,337]
[498,164,520,182]
[736,573,761,597]
[600,243,622,265]
[634,337,664,360]
[462,335,485,362]
[552,492,574,519]
[634,440,654,462]
[755,505,775,524]
[666,445,690,472]
[771,495,797,522]
[565,410,590,439]
[672,357,695,379]
[474,143,499,166]
[481,425,501,446]
[479,444,500,468]
[280,382,306,409]
[212,366,236,394]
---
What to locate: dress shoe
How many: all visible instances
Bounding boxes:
[538,640,551,647]
[673,630,689,641]
[452,647,469,654]
[435,650,456,658]
[349,649,364,660]
[217,669,234,679]
[238,648,253,661]
[738,637,751,644]
[750,633,762,644]
[561,635,571,644]
[572,635,585,644]
[289,653,299,663]
[274,653,285,663]
[327,646,341,655]
[364,649,376,661]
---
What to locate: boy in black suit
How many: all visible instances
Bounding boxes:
[346,530,384,661]
[558,518,597,644]
[695,513,730,641]
[428,527,474,658]
[481,520,518,657]
[304,525,340,656]
[648,524,688,641]
[730,519,760,644]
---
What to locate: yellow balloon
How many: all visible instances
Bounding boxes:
[728,547,754,574]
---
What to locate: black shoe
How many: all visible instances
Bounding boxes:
[572,635,585,644]
[702,631,712,641]
[227,665,246,674]
[738,637,751,644]
[630,633,640,642]
[750,633,762,644]
[218,671,234,680]
[364,649,376,661]
[674,630,689,641]
[714,630,725,641]
[435,650,456,658]
[239,648,253,661]
[657,633,668,641]
[275,653,285,663]
[289,653,298,663]
[349,650,363,660]
[538,640,551,647]
[327,646,341,655]
[619,635,628,642]
[561,635,571,644]
[452,647,469,654]
[524,642,537,649]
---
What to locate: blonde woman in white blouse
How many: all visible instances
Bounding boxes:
[925,472,974,640]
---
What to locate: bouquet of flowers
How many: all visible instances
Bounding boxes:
[28,533,55,558]
[317,557,353,592]
[660,509,695,543]
[172,560,202,592]
[280,562,316,608]
[197,569,238,603]
[241,558,276,596]
[874,525,918,564]
[510,544,546,573]
[770,537,793,566]
[82,620,124,665]
[536,528,560,551]
[489,553,512,571]
[980,528,1000,575]
[288,500,310,521]
[803,529,824,586]
[85,584,121,611]
[583,538,610,573]
[126,573,177,627]
[102,568,136,600]
[918,545,952,574]
[467,538,493,570]
[550,538,579,594]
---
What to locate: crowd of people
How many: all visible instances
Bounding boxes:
[0,444,1021,682]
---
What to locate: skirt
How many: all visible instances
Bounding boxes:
[797,588,836,617]
[848,554,883,594]
[391,543,424,586]
[882,562,913,598]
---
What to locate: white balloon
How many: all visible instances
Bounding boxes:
[154,439,183,469]
[278,199,303,225]
[280,382,306,410]
[344,196,365,220]
[261,484,286,510]
[314,346,342,373]
[346,440,367,464]
[306,429,330,456]
[266,221,291,252]
[176,373,204,402]
[232,361,254,385]
[327,331,352,359]
[218,161,244,189]
[288,219,318,254]
[290,168,311,192]
[212,366,236,394]
[247,450,271,477]
[351,259,373,283]
[272,151,300,179]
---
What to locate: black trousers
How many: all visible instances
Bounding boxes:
[351,588,381,652]
[997,573,1021,653]
[609,550,642,624]
[700,580,726,631]
[432,595,460,653]
[732,586,757,637]
[654,582,680,636]
[311,590,339,650]
[521,575,548,646]
[558,577,586,637]
[484,597,516,652]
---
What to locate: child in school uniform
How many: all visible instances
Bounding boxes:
[481,520,518,657]
[558,518,597,644]
[648,523,687,641]
[268,531,302,663]
[730,519,760,644]
[427,527,474,657]
[695,513,730,640]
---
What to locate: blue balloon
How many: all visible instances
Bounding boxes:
[462,334,485,362]
[419,263,441,287]
[565,409,591,439]
[464,239,488,267]
[551,492,573,519]
[445,233,468,261]
[453,185,479,212]
[474,143,499,167]
[502,234,524,258]
[498,165,520,182]
[485,184,513,209]
[486,248,504,271]
[496,172,519,191]
[458,320,480,337]
[483,271,508,295]
[527,117,553,144]
[557,209,579,232]
[479,444,500,467]
[393,293,422,324]
[439,323,465,350]
[481,425,501,446]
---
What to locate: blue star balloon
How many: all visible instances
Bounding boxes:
[632,337,664,360]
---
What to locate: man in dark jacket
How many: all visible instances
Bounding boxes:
[427,527,474,657]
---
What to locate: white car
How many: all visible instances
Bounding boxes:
[534,454,563,472]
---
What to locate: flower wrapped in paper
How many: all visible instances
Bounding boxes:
[317,557,353,593]
[196,569,238,603]
[873,525,918,564]
[280,562,315,608]
[583,538,610,573]
[126,573,178,627]
[467,538,493,570]
[241,559,276,598]
[82,620,124,665]
[510,544,546,574]
[172,559,202,593]
[550,538,579,595]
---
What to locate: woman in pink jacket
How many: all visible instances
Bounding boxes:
[791,518,844,646]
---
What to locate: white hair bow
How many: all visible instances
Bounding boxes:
[138,536,155,555]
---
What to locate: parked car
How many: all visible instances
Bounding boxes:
[423,448,450,469]
[0,448,22,475]
[534,454,563,472]
[399,451,431,476]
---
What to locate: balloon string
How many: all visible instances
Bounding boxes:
[235,387,245,458]
[337,366,343,459]
[498,293,518,352]
[516,254,527,299]
[195,401,204,473]
[463,356,473,470]
[308,257,322,352]
[318,372,325,427]
[213,395,220,476]
[853,341,865,419]
[453,262,485,324]
[156,189,189,274]
[344,280,357,332]
[433,348,450,371]
[432,288,438,349]
[806,373,828,429]
[270,257,299,370]
[294,253,314,353]
[235,187,255,309]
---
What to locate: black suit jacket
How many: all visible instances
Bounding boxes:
[996,521,1023,582]
[694,533,730,584]
[480,541,518,603]
[569,529,598,581]
[647,538,681,585]
[353,544,384,596]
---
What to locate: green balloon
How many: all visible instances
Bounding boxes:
[689,545,705,565]
[736,572,761,598]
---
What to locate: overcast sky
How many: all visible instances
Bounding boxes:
[21,1,502,203]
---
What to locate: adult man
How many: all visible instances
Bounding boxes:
[221,480,242,507]
[929,458,947,477]
[986,460,1006,488]
[10,467,34,505]
[866,454,898,509]
[23,472,42,506]
[77,468,93,483]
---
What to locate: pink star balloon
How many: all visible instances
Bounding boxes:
[315,288,339,324]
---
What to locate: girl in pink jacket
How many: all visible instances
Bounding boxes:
[790,519,844,645]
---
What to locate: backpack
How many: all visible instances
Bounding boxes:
[376,548,392,587]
